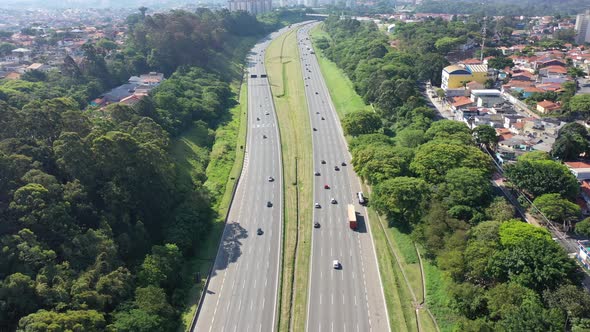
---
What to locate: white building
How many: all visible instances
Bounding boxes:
[575,10,590,44]
[229,0,272,15]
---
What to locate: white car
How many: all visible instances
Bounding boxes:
[333,260,341,269]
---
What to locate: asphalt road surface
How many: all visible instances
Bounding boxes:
[193,24,305,332]
[298,24,391,332]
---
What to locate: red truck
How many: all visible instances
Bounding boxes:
[348,204,357,230]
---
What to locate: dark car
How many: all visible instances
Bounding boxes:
[331,198,337,204]
[334,166,340,171]
[315,92,319,95]
[314,171,320,176]
[321,117,325,120]
[314,222,320,228]
[321,160,326,164]
[313,128,317,131]
[267,201,273,207]
[341,161,347,166]
[257,228,263,235]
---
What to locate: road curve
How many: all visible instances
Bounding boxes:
[299,24,391,332]
[193,24,303,332]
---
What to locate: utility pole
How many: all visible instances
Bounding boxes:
[480,1,487,61]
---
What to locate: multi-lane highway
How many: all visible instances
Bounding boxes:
[298,24,391,332]
[193,25,300,332]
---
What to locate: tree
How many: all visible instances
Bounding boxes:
[486,282,539,320]
[473,124,499,149]
[544,284,590,321]
[424,119,471,142]
[533,193,581,229]
[439,167,492,209]
[18,310,106,331]
[569,94,590,116]
[395,128,425,148]
[487,56,515,70]
[492,221,578,291]
[504,159,579,199]
[0,273,39,323]
[575,217,590,237]
[410,141,491,183]
[372,177,430,225]
[342,110,382,136]
[485,197,515,221]
[138,244,182,289]
[551,122,590,161]
[351,145,414,184]
[111,309,162,332]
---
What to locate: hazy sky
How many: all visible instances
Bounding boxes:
[0,0,218,9]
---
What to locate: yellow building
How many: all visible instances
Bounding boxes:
[441,64,489,92]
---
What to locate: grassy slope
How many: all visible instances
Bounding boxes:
[310,26,372,117]
[176,81,249,331]
[265,27,313,332]
[310,23,452,331]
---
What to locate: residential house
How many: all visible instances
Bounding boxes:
[536,100,560,114]
[565,161,590,181]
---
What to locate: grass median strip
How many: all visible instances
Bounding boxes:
[265,27,313,332]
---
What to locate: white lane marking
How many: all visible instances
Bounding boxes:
[320,293,322,305]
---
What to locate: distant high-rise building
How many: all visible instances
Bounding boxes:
[575,9,590,44]
[304,0,317,7]
[229,0,272,15]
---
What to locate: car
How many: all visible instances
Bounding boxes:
[263,134,267,139]
[324,184,330,189]
[334,166,340,171]
[316,111,320,114]
[315,92,319,95]
[268,176,274,182]
[341,161,347,166]
[321,117,325,120]
[256,117,260,121]
[333,260,341,269]
[315,203,321,208]
[314,221,320,228]
[267,201,273,207]
[314,171,320,176]
[257,228,263,235]
[313,128,317,131]
[265,112,270,115]
[321,160,326,164]
[331,198,337,204]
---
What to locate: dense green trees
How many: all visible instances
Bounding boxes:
[320,16,587,330]
[342,110,382,136]
[504,157,579,199]
[551,122,590,160]
[0,8,288,331]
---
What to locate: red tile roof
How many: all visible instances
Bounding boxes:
[565,161,590,169]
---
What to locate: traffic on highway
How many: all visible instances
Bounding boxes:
[193,24,302,332]
[299,24,390,332]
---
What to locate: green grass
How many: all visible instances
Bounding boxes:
[265,27,313,332]
[367,207,416,331]
[309,25,372,118]
[423,259,461,332]
[176,81,249,331]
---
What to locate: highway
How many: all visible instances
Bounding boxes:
[298,24,391,332]
[193,24,301,332]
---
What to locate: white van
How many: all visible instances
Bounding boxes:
[357,192,366,205]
